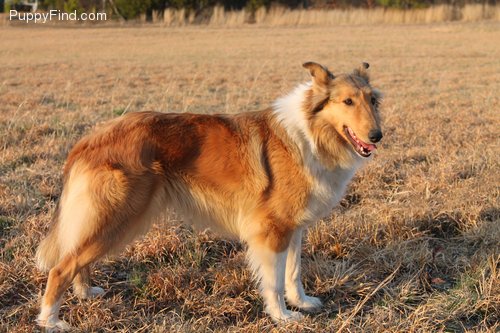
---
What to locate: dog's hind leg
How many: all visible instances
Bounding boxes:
[73,266,104,299]
[285,228,322,311]
[37,241,109,331]
[37,165,160,331]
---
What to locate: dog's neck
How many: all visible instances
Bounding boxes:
[272,82,316,153]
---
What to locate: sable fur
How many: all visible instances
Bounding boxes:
[36,62,383,330]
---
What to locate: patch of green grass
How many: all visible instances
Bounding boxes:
[113,107,126,116]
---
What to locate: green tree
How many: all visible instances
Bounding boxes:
[376,0,431,8]
[63,0,84,13]
[114,0,151,20]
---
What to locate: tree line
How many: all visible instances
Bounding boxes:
[32,0,499,20]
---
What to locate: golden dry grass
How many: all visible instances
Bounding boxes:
[0,22,499,332]
[146,4,500,26]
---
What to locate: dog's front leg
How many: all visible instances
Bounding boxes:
[247,242,303,322]
[285,228,323,311]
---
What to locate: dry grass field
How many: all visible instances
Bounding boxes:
[0,22,499,332]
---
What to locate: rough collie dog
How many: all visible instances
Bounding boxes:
[36,62,383,330]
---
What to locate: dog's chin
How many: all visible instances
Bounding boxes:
[343,126,377,158]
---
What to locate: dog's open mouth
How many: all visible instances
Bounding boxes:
[344,127,377,158]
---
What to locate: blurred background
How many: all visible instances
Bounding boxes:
[2,0,499,25]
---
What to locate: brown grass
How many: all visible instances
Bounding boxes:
[154,4,500,26]
[0,22,499,332]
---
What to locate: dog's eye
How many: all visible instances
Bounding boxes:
[371,97,377,105]
[343,98,353,106]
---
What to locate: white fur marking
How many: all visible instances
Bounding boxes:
[285,229,323,311]
[247,244,303,322]
[303,164,359,222]
[74,285,105,299]
[37,297,70,331]
[273,82,314,151]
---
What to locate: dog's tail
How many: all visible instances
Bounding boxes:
[36,204,62,272]
[36,162,96,272]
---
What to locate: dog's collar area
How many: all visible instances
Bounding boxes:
[344,126,377,158]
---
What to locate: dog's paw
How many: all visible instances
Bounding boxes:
[270,309,304,322]
[75,286,105,299]
[49,320,71,332]
[36,317,71,332]
[289,295,323,312]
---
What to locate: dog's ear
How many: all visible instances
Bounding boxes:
[302,62,334,115]
[303,62,334,88]
[353,62,370,83]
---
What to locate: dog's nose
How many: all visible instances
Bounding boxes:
[369,129,383,143]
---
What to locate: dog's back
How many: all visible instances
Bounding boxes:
[36,110,305,271]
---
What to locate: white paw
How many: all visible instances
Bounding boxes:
[36,317,71,332]
[289,295,323,312]
[270,309,304,322]
[76,286,105,299]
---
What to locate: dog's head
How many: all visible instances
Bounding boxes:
[303,62,383,161]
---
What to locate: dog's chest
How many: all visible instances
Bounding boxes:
[302,164,357,223]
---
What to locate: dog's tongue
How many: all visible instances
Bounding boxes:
[359,139,377,152]
[347,127,377,152]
